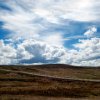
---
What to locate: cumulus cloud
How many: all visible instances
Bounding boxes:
[0,38,100,66]
[17,39,65,64]
[84,26,97,37]
[0,39,66,65]
[0,40,17,64]
[73,37,100,66]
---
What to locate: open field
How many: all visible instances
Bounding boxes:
[0,64,100,100]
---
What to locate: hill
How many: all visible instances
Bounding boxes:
[0,64,100,100]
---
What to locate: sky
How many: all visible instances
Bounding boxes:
[0,0,100,66]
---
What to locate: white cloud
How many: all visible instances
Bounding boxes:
[73,37,100,66]
[0,40,17,64]
[0,38,100,66]
[59,0,100,21]
[72,59,100,66]
[16,39,66,64]
[0,0,100,40]
[33,8,59,24]
[84,26,97,37]
[0,8,43,39]
[74,37,100,50]
[0,39,66,65]
[42,33,64,46]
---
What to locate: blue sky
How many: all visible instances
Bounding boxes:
[0,0,100,66]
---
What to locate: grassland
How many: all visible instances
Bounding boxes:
[0,64,100,100]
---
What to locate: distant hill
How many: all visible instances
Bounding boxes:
[0,64,100,80]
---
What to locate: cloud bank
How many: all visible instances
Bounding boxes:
[0,38,100,66]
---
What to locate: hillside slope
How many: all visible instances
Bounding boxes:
[0,64,100,100]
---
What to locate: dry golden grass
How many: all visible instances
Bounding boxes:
[0,64,100,100]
